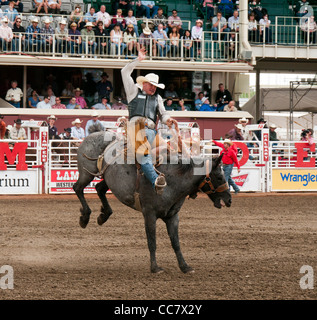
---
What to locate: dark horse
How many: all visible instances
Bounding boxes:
[73,131,232,273]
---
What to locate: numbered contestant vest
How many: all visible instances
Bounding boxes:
[128,90,159,124]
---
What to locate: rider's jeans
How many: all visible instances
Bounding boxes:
[222,163,240,193]
[140,128,158,188]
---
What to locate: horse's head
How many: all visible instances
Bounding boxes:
[199,155,232,209]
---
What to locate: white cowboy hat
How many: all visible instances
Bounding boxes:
[223,139,233,145]
[60,19,67,25]
[85,21,94,27]
[142,26,151,35]
[47,115,57,120]
[2,17,9,23]
[91,111,99,117]
[239,117,249,123]
[31,17,39,23]
[72,118,83,125]
[136,73,165,89]
[43,18,51,24]
[234,123,244,130]
[269,123,277,128]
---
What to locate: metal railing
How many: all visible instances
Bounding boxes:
[0,31,239,62]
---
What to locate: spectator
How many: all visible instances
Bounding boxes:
[141,0,159,19]
[84,6,97,27]
[215,83,232,111]
[224,100,237,112]
[115,0,133,13]
[269,123,279,142]
[52,96,66,109]
[28,90,41,108]
[254,117,267,141]
[164,97,175,110]
[59,127,73,140]
[138,26,156,56]
[47,0,61,14]
[301,15,317,44]
[111,8,126,31]
[1,0,23,13]
[153,7,168,33]
[85,111,104,136]
[153,23,170,57]
[212,138,241,194]
[111,97,127,110]
[301,128,314,145]
[239,117,252,141]
[47,115,58,139]
[68,22,82,55]
[249,0,267,21]
[55,19,68,54]
[248,12,258,42]
[11,16,25,52]
[0,16,13,51]
[178,81,194,101]
[218,0,234,19]
[203,83,211,100]
[66,96,80,109]
[124,23,137,56]
[5,80,23,108]
[169,25,180,57]
[176,98,191,111]
[199,98,217,111]
[69,4,84,30]
[110,23,126,55]
[164,83,178,99]
[73,87,87,109]
[259,13,272,43]
[10,118,26,140]
[96,5,111,30]
[81,21,97,55]
[134,0,146,18]
[3,0,18,24]
[202,0,215,21]
[96,72,113,101]
[191,19,203,57]
[95,20,109,55]
[195,91,205,110]
[37,95,51,109]
[211,11,230,41]
[71,118,85,140]
[227,123,244,140]
[41,18,55,53]
[26,17,42,52]
[295,0,313,17]
[228,9,239,36]
[0,114,6,139]
[125,8,139,36]
[181,29,193,60]
[34,0,48,14]
[92,96,111,110]
[61,82,74,97]
[47,87,56,106]
[168,9,183,37]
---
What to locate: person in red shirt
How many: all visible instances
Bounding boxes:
[213,138,241,194]
[0,115,6,139]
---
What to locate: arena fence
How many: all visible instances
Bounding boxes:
[1,126,317,195]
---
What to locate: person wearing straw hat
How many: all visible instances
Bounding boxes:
[227,123,244,141]
[71,118,85,140]
[121,47,178,195]
[85,111,104,137]
[81,21,97,55]
[0,16,13,51]
[40,17,54,52]
[55,19,68,54]
[212,138,241,194]
[239,117,252,141]
[47,115,58,139]
[138,26,156,56]
[269,123,279,142]
[26,16,42,52]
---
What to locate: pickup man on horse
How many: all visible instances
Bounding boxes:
[121,47,178,195]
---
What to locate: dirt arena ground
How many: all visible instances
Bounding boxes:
[0,193,317,300]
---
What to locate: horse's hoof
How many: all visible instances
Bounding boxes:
[97,213,109,226]
[151,266,164,274]
[181,266,195,274]
[79,215,89,229]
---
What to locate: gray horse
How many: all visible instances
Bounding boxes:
[73,130,232,273]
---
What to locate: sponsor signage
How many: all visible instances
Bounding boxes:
[50,169,102,193]
[231,168,262,192]
[0,170,38,194]
[40,129,48,163]
[271,168,317,191]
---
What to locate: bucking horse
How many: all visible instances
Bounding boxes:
[73,129,232,273]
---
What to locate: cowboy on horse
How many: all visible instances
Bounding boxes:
[121,47,178,195]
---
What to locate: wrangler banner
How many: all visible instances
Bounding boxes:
[271,168,317,191]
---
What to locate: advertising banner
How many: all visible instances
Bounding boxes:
[271,168,317,191]
[231,168,262,192]
[49,169,102,193]
[0,170,38,194]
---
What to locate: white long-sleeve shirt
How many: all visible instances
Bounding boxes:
[191,26,203,40]
[5,87,23,102]
[121,58,170,129]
